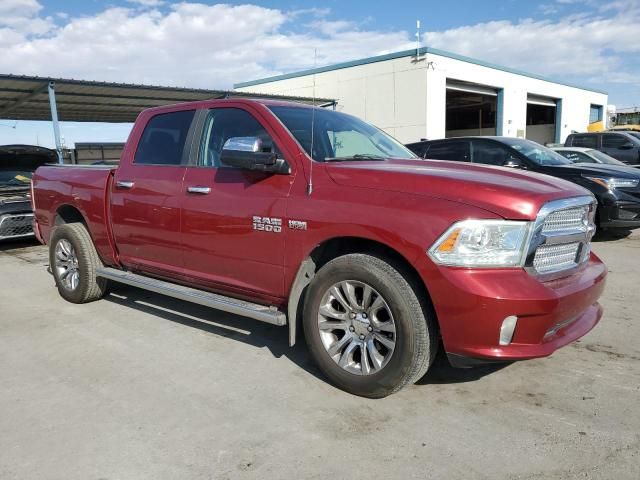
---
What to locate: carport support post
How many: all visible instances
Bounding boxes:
[48,81,64,164]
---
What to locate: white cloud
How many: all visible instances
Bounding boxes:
[0,0,637,101]
[423,4,640,86]
[0,3,411,88]
[126,0,165,7]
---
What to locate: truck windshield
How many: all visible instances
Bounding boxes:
[0,170,33,188]
[499,138,571,166]
[268,106,416,162]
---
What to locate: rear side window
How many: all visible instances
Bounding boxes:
[602,134,631,149]
[559,151,595,163]
[425,141,470,162]
[570,135,597,148]
[134,110,195,165]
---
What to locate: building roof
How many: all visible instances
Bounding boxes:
[0,74,334,123]
[234,46,607,95]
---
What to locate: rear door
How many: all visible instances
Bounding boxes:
[568,134,598,149]
[179,105,293,299]
[110,109,196,276]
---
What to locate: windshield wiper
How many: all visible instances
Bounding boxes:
[324,154,386,162]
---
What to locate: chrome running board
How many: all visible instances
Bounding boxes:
[96,267,287,326]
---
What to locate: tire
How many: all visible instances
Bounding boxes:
[302,253,437,398]
[49,222,109,303]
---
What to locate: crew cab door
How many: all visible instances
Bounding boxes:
[180,105,293,299]
[601,133,639,164]
[110,109,196,276]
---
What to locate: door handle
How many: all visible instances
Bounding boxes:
[187,186,211,195]
[116,180,135,189]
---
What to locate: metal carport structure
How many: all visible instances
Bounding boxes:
[0,74,335,162]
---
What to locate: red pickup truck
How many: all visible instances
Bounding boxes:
[32,99,606,397]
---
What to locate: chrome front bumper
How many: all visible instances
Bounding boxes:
[0,213,35,240]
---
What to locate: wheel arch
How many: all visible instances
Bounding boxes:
[54,204,88,227]
[287,235,438,346]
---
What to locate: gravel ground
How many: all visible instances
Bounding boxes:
[0,233,638,480]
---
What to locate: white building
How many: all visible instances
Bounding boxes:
[235,47,608,145]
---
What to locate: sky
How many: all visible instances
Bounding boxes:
[0,0,639,148]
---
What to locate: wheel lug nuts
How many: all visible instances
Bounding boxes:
[362,313,367,319]
[350,313,356,319]
[349,326,355,332]
[367,326,373,332]
[359,334,365,340]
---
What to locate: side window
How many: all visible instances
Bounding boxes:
[472,141,515,166]
[571,135,597,148]
[134,110,195,165]
[602,134,630,149]
[200,108,277,167]
[562,151,595,163]
[424,142,470,162]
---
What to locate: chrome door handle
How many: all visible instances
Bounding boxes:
[187,186,211,195]
[116,180,135,189]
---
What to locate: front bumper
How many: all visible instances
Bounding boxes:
[418,253,607,365]
[598,201,640,229]
[0,212,35,240]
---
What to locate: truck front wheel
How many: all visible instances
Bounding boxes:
[49,223,109,304]
[302,253,436,398]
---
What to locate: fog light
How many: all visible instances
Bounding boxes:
[617,208,638,220]
[499,316,518,346]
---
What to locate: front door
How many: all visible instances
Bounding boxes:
[180,105,293,299]
[110,109,196,277]
[601,133,637,164]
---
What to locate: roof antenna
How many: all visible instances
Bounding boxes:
[415,20,421,57]
[308,48,318,196]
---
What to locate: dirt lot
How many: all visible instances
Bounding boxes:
[0,233,638,480]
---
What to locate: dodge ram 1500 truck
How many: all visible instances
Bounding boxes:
[32,99,607,398]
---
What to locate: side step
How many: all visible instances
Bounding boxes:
[96,267,287,326]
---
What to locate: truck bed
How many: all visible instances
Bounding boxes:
[32,164,117,264]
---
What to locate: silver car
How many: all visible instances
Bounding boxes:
[552,147,639,168]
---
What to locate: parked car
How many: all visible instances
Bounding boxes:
[0,145,56,241]
[407,137,640,231]
[32,100,606,398]
[564,131,640,165]
[552,147,633,167]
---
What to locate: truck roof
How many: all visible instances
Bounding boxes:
[142,97,317,116]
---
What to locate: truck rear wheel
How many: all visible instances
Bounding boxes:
[49,223,109,304]
[302,253,436,398]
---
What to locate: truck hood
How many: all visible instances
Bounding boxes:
[326,159,591,220]
[0,144,57,170]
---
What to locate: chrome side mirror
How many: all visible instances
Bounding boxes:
[220,136,289,174]
[222,136,264,153]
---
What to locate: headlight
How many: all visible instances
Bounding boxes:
[584,176,639,189]
[428,220,530,267]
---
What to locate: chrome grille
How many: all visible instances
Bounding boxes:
[0,213,34,240]
[533,242,581,273]
[526,197,596,279]
[542,206,590,234]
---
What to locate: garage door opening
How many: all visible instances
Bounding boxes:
[526,95,557,145]
[445,81,497,138]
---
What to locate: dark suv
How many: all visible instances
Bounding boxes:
[1,145,57,241]
[406,137,640,231]
[565,132,640,165]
